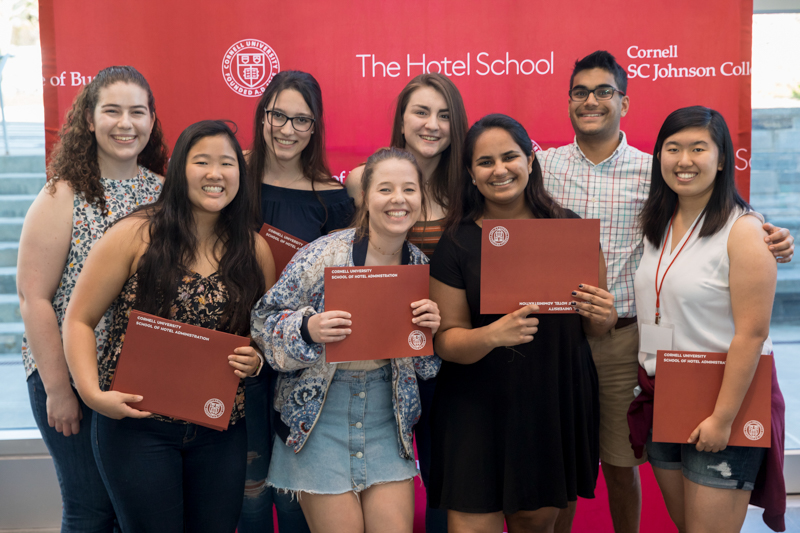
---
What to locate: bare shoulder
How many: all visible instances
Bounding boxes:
[46,177,76,198]
[730,212,768,242]
[253,231,273,260]
[728,212,771,259]
[22,179,74,236]
[253,231,276,285]
[345,165,365,201]
[37,178,75,213]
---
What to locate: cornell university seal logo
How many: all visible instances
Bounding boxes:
[743,420,764,441]
[204,398,225,419]
[221,39,280,97]
[408,330,427,351]
[489,226,509,247]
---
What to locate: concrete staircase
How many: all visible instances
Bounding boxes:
[0,123,46,429]
[0,156,45,356]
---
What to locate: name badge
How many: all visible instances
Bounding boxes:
[640,322,674,355]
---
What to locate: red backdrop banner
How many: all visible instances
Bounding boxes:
[38,0,753,197]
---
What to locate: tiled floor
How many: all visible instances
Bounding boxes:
[743,495,800,532]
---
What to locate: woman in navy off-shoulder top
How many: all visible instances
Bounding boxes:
[238,70,353,533]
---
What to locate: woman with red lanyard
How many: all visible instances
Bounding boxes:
[633,106,784,532]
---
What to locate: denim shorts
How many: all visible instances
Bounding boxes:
[267,365,419,494]
[646,430,766,490]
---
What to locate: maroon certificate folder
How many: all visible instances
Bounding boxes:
[324,265,433,363]
[653,351,772,447]
[480,219,600,314]
[110,310,250,431]
[259,224,308,276]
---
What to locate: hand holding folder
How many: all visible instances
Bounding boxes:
[480,219,600,314]
[323,265,436,362]
[110,311,252,430]
[653,350,771,448]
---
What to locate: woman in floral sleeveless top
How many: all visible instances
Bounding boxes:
[17,66,168,532]
[63,120,275,533]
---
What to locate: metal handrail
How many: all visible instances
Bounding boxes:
[0,54,12,155]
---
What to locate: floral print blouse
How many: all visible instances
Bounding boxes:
[22,167,162,378]
[251,228,441,459]
[101,272,246,425]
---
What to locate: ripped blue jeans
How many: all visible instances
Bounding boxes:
[646,429,766,490]
[238,370,310,533]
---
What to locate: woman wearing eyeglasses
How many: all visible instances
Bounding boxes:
[237,70,354,533]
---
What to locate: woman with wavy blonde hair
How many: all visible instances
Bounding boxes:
[17,65,167,531]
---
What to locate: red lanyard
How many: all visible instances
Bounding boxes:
[654,209,702,324]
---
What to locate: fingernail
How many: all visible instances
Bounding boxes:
[570,301,577,306]
[578,284,584,288]
[571,291,577,296]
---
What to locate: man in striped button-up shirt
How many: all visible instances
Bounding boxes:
[539,51,794,533]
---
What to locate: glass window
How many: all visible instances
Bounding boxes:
[0,14,43,431]
[750,13,800,449]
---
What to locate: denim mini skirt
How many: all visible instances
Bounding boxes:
[268,365,419,494]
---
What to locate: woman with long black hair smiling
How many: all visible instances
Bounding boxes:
[429,114,616,533]
[63,120,275,533]
[633,106,784,532]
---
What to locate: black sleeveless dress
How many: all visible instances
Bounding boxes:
[428,219,599,514]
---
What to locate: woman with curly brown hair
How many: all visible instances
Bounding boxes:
[17,65,167,532]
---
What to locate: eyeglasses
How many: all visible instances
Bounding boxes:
[568,86,625,102]
[265,110,315,132]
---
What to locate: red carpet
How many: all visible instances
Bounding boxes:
[267,451,677,532]
[411,460,676,533]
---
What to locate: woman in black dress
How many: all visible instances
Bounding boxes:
[428,114,617,532]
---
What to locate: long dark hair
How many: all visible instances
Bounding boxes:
[47,65,169,213]
[349,147,427,241]
[390,73,468,211]
[640,106,749,248]
[133,120,265,335]
[248,70,337,187]
[444,114,565,233]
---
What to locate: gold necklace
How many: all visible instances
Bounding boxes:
[369,239,402,256]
